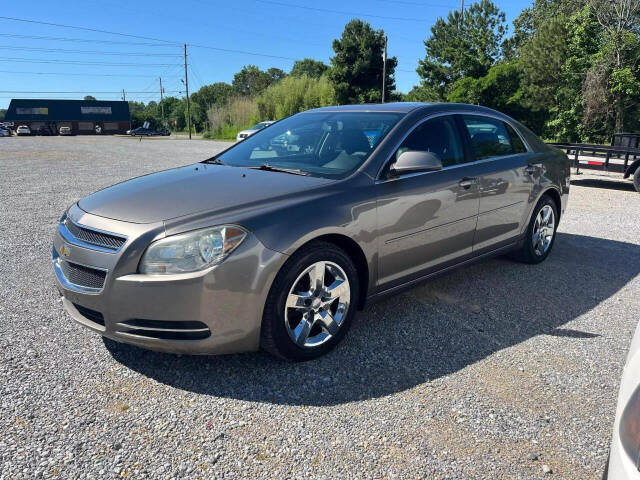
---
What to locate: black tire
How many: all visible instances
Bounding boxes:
[260,241,360,361]
[602,452,609,480]
[510,194,559,264]
[633,167,640,193]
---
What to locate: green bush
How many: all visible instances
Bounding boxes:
[256,75,335,120]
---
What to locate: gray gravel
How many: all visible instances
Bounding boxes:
[1,136,639,479]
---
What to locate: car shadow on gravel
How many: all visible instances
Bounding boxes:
[571,177,637,192]
[104,232,640,406]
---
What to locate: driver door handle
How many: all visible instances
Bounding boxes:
[459,177,478,189]
[525,163,541,174]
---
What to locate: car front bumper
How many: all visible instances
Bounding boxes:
[53,204,287,355]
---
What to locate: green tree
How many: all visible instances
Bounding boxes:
[447,60,545,131]
[267,67,287,83]
[190,82,235,130]
[290,58,329,78]
[232,65,285,96]
[83,95,97,101]
[519,17,568,111]
[589,0,640,132]
[329,19,397,104]
[417,0,507,99]
[404,85,441,102]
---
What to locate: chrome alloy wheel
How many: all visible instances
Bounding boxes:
[284,261,351,348]
[532,205,555,256]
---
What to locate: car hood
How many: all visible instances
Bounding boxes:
[78,163,332,224]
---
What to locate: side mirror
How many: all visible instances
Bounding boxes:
[391,151,443,176]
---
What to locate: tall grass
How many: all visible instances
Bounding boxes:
[257,75,335,120]
[206,96,258,140]
[204,75,335,140]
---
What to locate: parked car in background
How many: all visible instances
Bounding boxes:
[52,103,569,361]
[36,126,53,136]
[605,319,640,479]
[59,126,72,136]
[16,125,31,136]
[129,127,154,136]
[154,128,170,136]
[0,126,11,137]
[236,121,275,141]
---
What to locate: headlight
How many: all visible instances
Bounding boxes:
[139,225,247,274]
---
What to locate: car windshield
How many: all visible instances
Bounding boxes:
[216,112,404,179]
[250,122,270,130]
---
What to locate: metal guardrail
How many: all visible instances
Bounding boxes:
[549,142,640,175]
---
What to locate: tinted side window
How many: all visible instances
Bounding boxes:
[505,123,527,153]
[395,116,464,168]
[462,115,517,159]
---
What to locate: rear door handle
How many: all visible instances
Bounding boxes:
[459,177,478,189]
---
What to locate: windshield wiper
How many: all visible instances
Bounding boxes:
[202,157,226,165]
[248,163,311,176]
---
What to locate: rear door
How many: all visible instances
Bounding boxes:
[459,115,535,251]
[375,115,481,290]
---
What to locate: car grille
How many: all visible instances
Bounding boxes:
[64,218,126,251]
[60,260,107,290]
[73,303,105,326]
[117,319,211,340]
[239,133,248,139]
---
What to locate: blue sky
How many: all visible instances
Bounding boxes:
[0,0,531,109]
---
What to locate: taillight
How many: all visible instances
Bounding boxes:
[620,384,640,470]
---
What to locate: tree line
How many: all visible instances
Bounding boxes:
[129,0,639,142]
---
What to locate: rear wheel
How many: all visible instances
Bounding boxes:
[510,194,558,264]
[633,167,640,193]
[261,241,359,361]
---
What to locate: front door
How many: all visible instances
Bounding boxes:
[459,115,535,251]
[376,115,481,291]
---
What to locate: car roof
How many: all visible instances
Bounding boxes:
[303,102,511,115]
[305,102,429,113]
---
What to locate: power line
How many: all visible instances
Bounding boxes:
[370,0,455,5]
[0,16,177,44]
[0,90,181,94]
[0,33,179,47]
[188,43,296,61]
[0,70,179,78]
[0,57,181,66]
[0,46,183,56]
[1,16,301,62]
[250,0,442,22]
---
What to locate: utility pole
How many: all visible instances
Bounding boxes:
[159,77,165,127]
[183,43,192,140]
[121,89,126,101]
[459,0,464,27]
[381,35,387,104]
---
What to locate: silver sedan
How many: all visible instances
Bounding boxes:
[53,103,570,360]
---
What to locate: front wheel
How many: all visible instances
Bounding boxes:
[261,241,359,361]
[510,194,558,264]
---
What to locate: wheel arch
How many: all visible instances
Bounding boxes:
[292,233,370,310]
[543,187,562,221]
[623,159,640,179]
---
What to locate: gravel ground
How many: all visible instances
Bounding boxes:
[1,136,639,479]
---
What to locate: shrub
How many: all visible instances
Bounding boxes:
[256,75,335,120]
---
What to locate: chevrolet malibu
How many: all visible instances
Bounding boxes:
[53,103,570,361]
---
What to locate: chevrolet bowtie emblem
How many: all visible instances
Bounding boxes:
[59,245,71,257]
